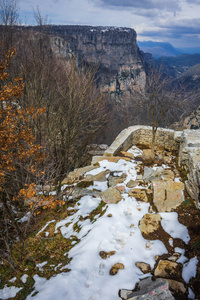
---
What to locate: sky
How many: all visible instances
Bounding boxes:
[18,0,200,48]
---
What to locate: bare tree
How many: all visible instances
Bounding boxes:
[0,0,19,48]
[131,65,186,156]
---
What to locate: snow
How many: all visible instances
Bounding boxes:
[182,256,198,283]
[21,274,28,284]
[0,285,22,299]
[37,220,56,235]
[127,146,143,157]
[9,277,16,283]
[36,261,48,272]
[160,212,190,244]
[188,287,195,299]
[87,181,108,191]
[19,212,31,223]
[27,195,167,300]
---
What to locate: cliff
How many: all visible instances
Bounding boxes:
[48,25,146,96]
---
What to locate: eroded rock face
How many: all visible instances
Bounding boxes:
[49,26,146,95]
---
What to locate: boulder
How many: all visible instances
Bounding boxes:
[152,180,184,212]
[139,213,162,236]
[100,187,122,204]
[154,260,182,279]
[128,188,148,202]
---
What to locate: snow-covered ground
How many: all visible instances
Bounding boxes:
[0,146,198,300]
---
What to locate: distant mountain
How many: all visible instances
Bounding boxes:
[179,47,200,55]
[157,54,200,76]
[138,41,182,58]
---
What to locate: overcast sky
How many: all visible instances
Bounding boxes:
[19,0,200,48]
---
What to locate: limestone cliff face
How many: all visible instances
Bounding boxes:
[49,25,146,96]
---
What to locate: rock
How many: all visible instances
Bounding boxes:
[119,151,134,159]
[100,187,122,204]
[107,214,112,217]
[142,149,154,159]
[109,263,124,275]
[168,253,181,262]
[119,289,132,299]
[71,187,100,199]
[167,279,186,295]
[76,180,93,188]
[135,262,151,274]
[139,213,162,236]
[108,175,124,187]
[126,180,138,188]
[136,174,143,181]
[119,277,175,299]
[152,180,185,212]
[115,185,125,194]
[99,251,116,259]
[84,170,110,182]
[91,156,131,165]
[161,170,174,181]
[143,166,162,182]
[154,260,182,279]
[128,188,148,202]
[62,165,98,184]
[87,143,108,156]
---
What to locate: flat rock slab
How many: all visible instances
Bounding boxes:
[100,187,122,204]
[152,180,184,212]
[62,165,98,184]
[128,188,148,202]
[84,170,110,182]
[120,277,175,300]
[139,213,162,236]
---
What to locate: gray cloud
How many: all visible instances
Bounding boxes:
[99,0,180,11]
